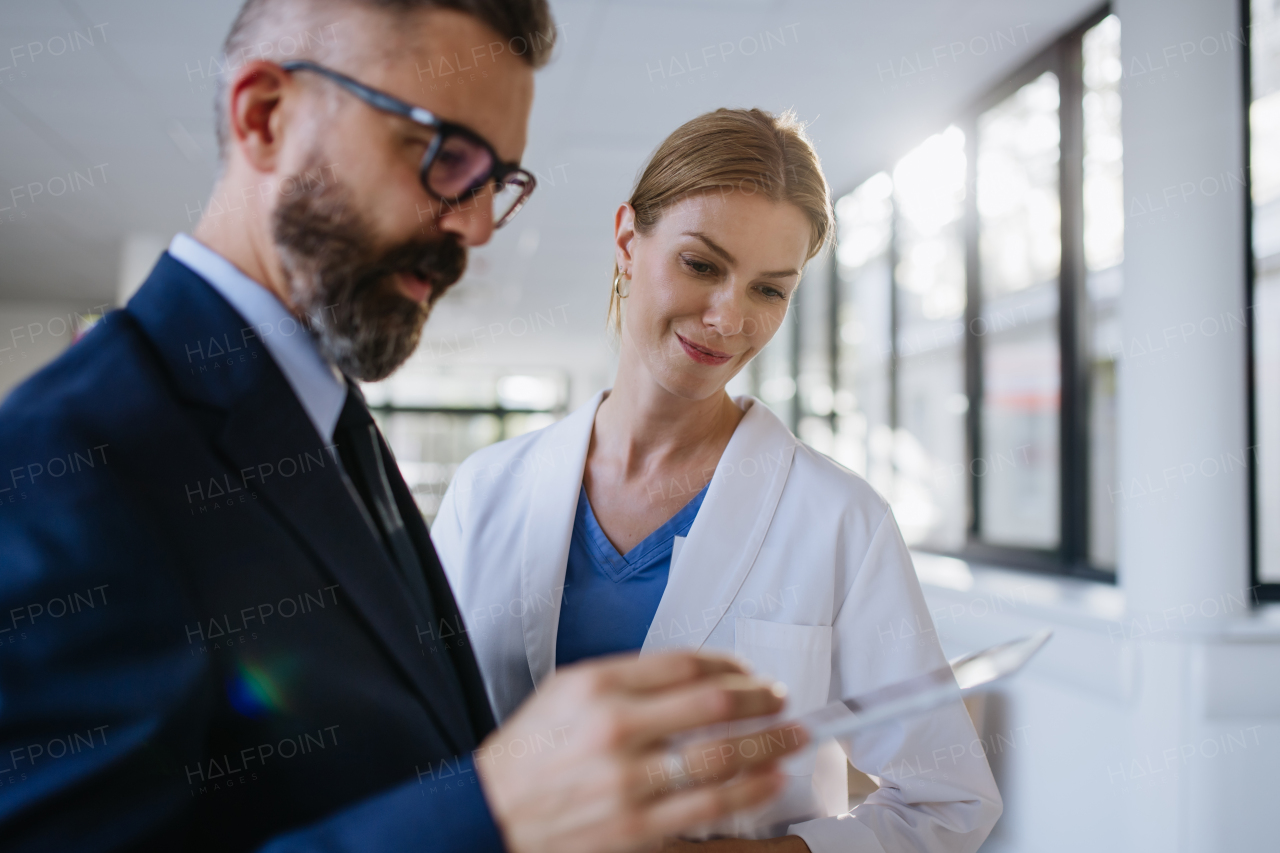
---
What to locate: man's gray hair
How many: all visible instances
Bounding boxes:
[213,0,556,160]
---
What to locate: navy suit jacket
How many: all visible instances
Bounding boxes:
[0,255,504,852]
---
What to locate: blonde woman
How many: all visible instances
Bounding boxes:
[434,108,1001,852]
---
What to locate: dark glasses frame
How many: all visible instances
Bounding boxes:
[279,59,536,228]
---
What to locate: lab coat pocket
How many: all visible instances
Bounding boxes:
[734,618,832,775]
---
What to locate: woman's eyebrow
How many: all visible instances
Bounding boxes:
[686,229,793,275]
[682,231,799,278]
[683,231,736,264]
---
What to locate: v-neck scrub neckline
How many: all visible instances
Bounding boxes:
[576,485,707,581]
[554,482,709,667]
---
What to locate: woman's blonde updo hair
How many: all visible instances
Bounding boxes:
[609,107,834,333]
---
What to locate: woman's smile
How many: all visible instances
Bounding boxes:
[676,331,733,366]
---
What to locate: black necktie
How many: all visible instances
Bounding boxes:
[333,383,436,625]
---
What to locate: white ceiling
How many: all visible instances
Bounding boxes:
[0,0,1100,357]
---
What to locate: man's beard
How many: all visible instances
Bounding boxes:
[272,165,467,381]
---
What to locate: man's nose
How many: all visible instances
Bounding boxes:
[437,186,496,247]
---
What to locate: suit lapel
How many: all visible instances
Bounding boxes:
[642,398,797,654]
[215,384,477,753]
[519,391,603,689]
[128,254,477,754]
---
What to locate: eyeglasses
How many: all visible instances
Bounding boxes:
[280,60,536,229]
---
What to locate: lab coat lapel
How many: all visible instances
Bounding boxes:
[520,391,604,688]
[643,398,797,654]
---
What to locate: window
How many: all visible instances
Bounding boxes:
[890,125,968,549]
[834,173,895,496]
[750,288,801,424]
[1249,0,1280,597]
[362,367,567,522]
[827,8,1120,578]
[976,70,1062,550]
[1082,14,1123,568]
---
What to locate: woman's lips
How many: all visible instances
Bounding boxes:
[395,271,434,304]
[676,333,733,366]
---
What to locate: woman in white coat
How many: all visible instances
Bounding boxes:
[433,108,1001,852]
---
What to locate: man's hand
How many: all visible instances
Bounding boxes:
[475,651,809,853]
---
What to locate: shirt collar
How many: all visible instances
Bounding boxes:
[167,233,347,442]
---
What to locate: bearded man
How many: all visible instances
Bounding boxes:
[0,1,803,851]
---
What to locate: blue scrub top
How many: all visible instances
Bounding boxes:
[555,483,709,667]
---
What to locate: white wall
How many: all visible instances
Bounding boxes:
[918,1,1280,850]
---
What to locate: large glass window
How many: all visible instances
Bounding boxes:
[892,127,968,549]
[834,173,894,490]
[751,293,800,428]
[1082,14,1123,568]
[1250,0,1280,589]
[795,258,837,458]
[363,367,567,522]
[976,70,1062,550]
[832,8,1118,578]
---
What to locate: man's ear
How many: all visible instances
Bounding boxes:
[227,61,292,174]
[614,202,637,273]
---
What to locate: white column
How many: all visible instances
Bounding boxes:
[1114,0,1251,618]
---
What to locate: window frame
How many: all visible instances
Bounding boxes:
[828,5,1117,582]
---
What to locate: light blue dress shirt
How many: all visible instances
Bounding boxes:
[166,233,347,441]
[555,483,709,667]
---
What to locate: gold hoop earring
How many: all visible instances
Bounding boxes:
[613,270,630,299]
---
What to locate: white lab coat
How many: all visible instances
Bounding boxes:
[434,392,1002,853]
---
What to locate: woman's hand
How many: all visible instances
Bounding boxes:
[659,836,811,852]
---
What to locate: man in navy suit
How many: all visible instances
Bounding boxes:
[0,1,804,851]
